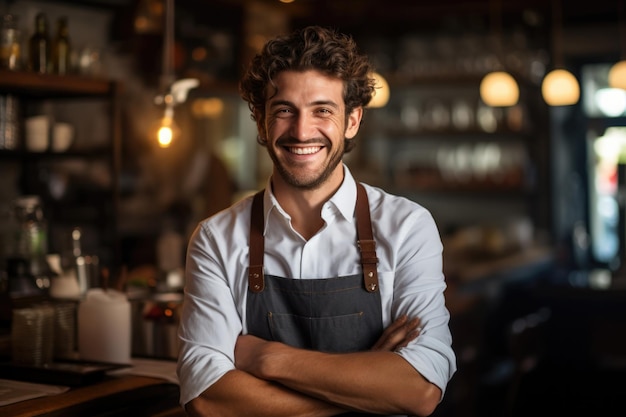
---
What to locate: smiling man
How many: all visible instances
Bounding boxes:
[177,26,456,417]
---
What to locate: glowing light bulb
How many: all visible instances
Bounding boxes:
[154,107,180,148]
[541,69,580,106]
[479,71,520,107]
[157,121,174,147]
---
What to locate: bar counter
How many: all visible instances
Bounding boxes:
[0,374,184,417]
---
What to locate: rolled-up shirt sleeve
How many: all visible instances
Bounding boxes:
[176,210,246,407]
[371,192,457,397]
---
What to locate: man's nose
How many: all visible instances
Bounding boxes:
[290,113,316,140]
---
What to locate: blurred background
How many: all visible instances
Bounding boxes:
[1,1,625,416]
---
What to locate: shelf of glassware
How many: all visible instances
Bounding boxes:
[0,69,122,271]
[358,75,537,195]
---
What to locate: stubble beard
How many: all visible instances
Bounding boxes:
[268,138,345,190]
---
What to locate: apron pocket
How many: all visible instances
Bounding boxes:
[268,312,367,352]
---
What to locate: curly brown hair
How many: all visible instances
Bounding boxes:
[239,26,376,152]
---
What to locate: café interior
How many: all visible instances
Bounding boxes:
[0,0,625,416]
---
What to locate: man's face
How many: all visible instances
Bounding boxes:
[260,70,362,191]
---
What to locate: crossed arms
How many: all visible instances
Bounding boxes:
[185,315,442,417]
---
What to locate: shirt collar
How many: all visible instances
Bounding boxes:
[328,164,357,224]
[261,164,358,234]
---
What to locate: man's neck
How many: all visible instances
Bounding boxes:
[271,168,344,240]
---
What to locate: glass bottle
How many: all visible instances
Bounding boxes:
[0,13,21,70]
[52,16,70,75]
[29,12,49,74]
[13,196,49,289]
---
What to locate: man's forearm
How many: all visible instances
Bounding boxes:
[237,339,441,416]
[186,368,345,417]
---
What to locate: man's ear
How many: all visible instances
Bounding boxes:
[345,107,363,139]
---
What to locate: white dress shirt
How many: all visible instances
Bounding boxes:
[177,165,457,406]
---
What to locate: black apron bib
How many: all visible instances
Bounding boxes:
[246,184,394,416]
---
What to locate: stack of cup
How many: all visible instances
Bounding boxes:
[53,302,77,360]
[11,304,55,366]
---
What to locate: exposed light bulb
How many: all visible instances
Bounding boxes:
[541,69,580,106]
[155,106,180,148]
[479,71,520,107]
[157,120,174,147]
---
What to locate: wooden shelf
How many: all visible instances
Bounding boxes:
[0,69,116,97]
[0,147,112,159]
[1,69,123,274]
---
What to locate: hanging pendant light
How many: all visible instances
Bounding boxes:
[609,1,626,90]
[479,0,519,107]
[542,69,580,106]
[541,0,580,106]
[152,0,198,148]
[480,71,520,107]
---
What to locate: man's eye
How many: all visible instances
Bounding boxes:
[275,108,293,117]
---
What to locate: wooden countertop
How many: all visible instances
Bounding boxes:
[0,374,183,417]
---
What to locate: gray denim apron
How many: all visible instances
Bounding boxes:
[246,184,395,416]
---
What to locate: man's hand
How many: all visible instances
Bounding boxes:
[233,315,436,416]
[235,315,422,375]
[235,332,275,376]
[371,315,421,352]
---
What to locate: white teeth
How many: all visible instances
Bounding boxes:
[289,146,320,155]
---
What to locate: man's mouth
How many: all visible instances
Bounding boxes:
[287,146,322,155]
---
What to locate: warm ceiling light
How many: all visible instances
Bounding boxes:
[478,0,518,107]
[368,72,390,108]
[154,104,180,148]
[541,0,580,106]
[610,1,626,90]
[157,118,177,148]
[541,69,580,106]
[480,71,520,107]
[609,60,626,90]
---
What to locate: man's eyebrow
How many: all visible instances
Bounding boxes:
[310,100,340,109]
[269,99,340,109]
[269,99,294,108]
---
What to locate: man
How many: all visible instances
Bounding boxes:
[177,26,456,417]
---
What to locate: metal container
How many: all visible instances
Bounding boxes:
[130,292,182,359]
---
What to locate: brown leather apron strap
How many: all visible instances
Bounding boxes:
[248,184,379,293]
[248,190,265,293]
[356,183,379,292]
